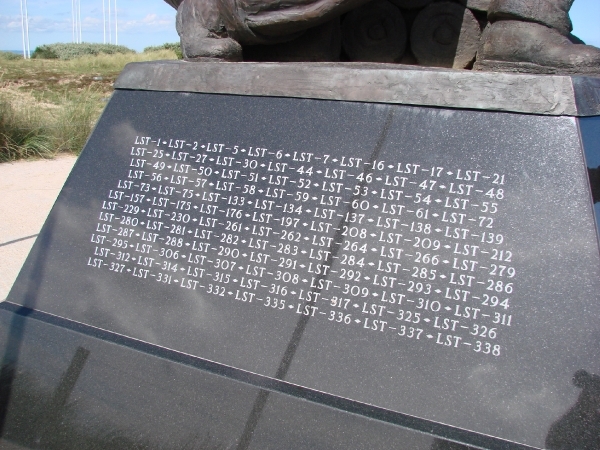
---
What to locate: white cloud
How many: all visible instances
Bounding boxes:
[0,15,25,31]
[119,13,173,32]
[0,12,174,35]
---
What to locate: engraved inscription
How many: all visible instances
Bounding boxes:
[87,135,515,357]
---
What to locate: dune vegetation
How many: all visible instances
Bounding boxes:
[0,43,180,162]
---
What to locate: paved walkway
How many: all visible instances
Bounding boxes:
[0,155,77,300]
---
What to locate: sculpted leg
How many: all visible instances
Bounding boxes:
[172,0,372,61]
[474,0,600,74]
[175,0,242,61]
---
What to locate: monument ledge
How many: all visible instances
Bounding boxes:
[116,60,600,117]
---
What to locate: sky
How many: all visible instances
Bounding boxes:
[0,0,599,53]
[1,0,179,52]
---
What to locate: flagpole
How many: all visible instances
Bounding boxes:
[114,0,118,45]
[74,0,78,43]
[19,0,27,59]
[102,0,106,44]
[78,0,82,43]
[108,0,112,44]
[24,0,31,58]
[71,0,75,42]
[75,0,77,43]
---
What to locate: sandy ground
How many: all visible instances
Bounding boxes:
[0,155,77,300]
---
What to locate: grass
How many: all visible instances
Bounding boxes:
[32,43,135,60]
[0,47,178,162]
[143,42,183,59]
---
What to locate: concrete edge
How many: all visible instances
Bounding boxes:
[114,60,600,116]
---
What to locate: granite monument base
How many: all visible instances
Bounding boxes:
[1,62,600,450]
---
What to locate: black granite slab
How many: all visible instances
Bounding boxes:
[2,85,600,449]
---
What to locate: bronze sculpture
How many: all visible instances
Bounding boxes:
[475,0,600,74]
[164,0,599,74]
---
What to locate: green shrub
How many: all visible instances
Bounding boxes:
[31,45,58,59]
[144,42,183,59]
[0,97,54,161]
[0,51,23,60]
[0,89,103,161]
[32,43,135,60]
[53,88,104,154]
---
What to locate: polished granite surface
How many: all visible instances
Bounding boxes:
[2,90,600,449]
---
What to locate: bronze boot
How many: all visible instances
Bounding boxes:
[176,0,242,61]
[474,0,600,74]
[171,0,372,61]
